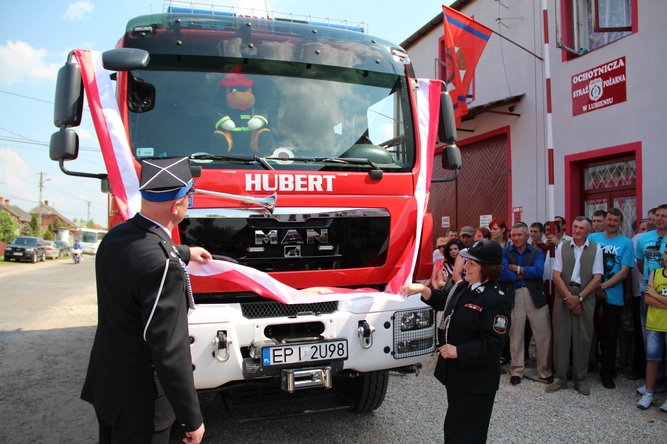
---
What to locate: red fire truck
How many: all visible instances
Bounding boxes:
[49,6,460,414]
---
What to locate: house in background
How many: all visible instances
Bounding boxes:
[402,0,662,237]
[29,200,78,238]
[0,196,32,235]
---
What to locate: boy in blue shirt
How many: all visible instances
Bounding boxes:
[589,208,634,389]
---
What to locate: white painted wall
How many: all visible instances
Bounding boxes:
[403,0,667,225]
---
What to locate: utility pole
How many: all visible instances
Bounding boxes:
[86,200,92,226]
[37,172,51,235]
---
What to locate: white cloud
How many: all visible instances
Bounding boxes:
[0,41,60,86]
[0,148,35,202]
[62,0,94,22]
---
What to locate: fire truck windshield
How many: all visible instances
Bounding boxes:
[127,68,414,171]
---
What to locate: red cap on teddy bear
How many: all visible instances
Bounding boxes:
[218,66,254,88]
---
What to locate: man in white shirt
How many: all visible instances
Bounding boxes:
[546,216,603,396]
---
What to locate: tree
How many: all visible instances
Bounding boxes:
[29,215,39,236]
[0,211,18,243]
[43,225,54,240]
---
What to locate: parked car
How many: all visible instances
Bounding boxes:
[43,241,60,260]
[3,236,46,263]
[54,241,71,257]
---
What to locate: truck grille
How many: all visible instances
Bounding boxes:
[241,301,338,319]
[180,208,390,272]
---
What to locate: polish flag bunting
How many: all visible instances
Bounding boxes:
[74,51,434,302]
[384,78,440,294]
[73,49,141,220]
[187,259,405,305]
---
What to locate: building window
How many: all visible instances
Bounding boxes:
[582,158,636,237]
[583,159,636,191]
[559,0,634,57]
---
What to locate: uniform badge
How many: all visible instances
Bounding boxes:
[465,303,483,312]
[493,315,508,334]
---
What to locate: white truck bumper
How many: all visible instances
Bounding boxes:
[188,294,435,390]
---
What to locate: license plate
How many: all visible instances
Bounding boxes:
[261,340,348,367]
[13,252,23,256]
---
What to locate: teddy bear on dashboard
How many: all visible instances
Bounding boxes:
[211,67,274,154]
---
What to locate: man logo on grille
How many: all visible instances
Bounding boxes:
[284,245,301,257]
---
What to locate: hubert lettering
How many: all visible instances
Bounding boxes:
[245,173,336,192]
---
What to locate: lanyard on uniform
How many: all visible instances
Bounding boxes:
[440,281,464,345]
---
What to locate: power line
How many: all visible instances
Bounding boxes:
[0,136,101,153]
[0,88,53,104]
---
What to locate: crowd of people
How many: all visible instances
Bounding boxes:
[415,205,667,441]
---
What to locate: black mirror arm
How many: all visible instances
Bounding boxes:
[431,168,460,184]
[59,159,108,180]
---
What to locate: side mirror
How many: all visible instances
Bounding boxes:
[53,61,84,128]
[49,128,79,161]
[102,48,150,71]
[441,144,462,171]
[438,91,457,146]
[432,90,461,183]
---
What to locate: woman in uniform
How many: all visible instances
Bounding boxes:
[402,239,512,443]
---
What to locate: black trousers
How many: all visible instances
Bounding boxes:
[600,302,624,380]
[631,296,646,376]
[444,389,496,444]
[98,417,171,444]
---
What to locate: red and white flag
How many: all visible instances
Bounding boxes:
[187,259,404,304]
[384,79,440,294]
[442,5,493,126]
[74,51,436,299]
[74,50,141,220]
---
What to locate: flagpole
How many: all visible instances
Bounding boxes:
[489,28,543,61]
[541,0,555,224]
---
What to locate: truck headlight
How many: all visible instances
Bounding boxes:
[399,309,434,331]
[392,308,436,359]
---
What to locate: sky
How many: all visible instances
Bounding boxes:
[0,0,450,228]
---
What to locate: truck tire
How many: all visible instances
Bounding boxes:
[335,370,389,413]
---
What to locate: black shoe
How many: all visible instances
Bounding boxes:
[510,376,522,386]
[602,377,616,389]
[539,376,555,384]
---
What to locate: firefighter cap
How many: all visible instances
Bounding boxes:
[459,239,502,265]
[139,157,194,202]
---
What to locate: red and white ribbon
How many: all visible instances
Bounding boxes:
[384,79,440,294]
[187,259,404,304]
[74,49,141,220]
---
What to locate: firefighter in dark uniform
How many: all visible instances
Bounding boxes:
[402,239,512,444]
[81,157,210,444]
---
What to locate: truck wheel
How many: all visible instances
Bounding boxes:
[335,370,389,413]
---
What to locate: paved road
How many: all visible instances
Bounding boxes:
[1,258,666,443]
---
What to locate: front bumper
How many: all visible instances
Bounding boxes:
[188,294,435,390]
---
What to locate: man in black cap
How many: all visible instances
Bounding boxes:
[81,157,210,444]
[402,239,512,443]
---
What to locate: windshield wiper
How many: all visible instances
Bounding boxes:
[263,156,382,170]
[262,156,384,180]
[190,153,274,170]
